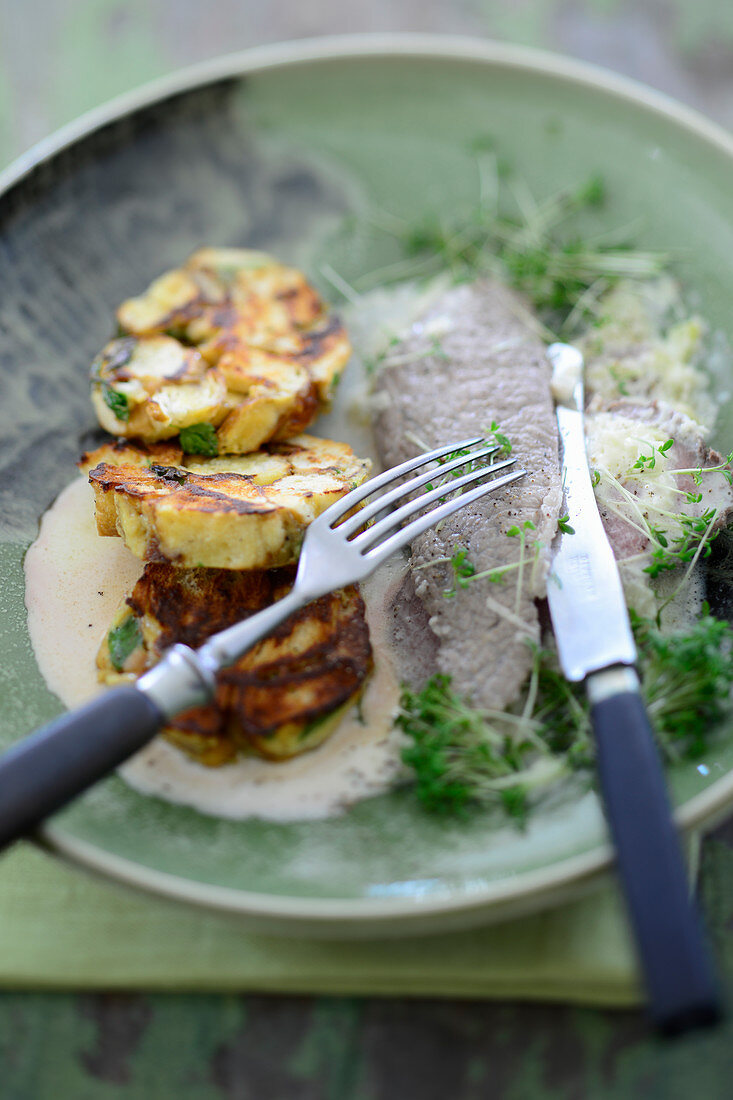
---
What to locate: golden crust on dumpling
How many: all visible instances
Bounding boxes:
[97,563,372,764]
[84,433,370,568]
[91,248,350,453]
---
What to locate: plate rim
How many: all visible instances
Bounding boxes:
[6,32,733,928]
[4,32,733,197]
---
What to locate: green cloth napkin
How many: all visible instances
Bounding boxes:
[0,841,654,1006]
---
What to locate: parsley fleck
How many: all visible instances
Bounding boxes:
[108,616,143,672]
[179,423,218,456]
[102,385,129,423]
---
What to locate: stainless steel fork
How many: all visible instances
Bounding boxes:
[0,437,524,849]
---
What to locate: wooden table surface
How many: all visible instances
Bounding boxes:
[3,2,733,1097]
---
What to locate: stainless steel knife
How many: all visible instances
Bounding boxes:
[546,342,721,1034]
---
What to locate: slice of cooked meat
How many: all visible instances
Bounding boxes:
[372,278,562,710]
[97,564,372,764]
[586,399,733,580]
[83,433,370,569]
[90,248,351,453]
[385,569,440,691]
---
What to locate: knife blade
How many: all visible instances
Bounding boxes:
[545,342,721,1035]
[546,343,636,680]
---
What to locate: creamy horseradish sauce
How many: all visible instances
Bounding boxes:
[24,479,407,823]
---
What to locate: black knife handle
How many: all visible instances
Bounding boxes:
[590,673,721,1034]
[0,687,164,850]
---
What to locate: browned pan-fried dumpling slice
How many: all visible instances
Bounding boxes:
[90,334,228,441]
[84,434,370,568]
[91,248,351,453]
[97,564,372,765]
[78,437,186,478]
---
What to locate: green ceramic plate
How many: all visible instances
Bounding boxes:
[3,35,733,936]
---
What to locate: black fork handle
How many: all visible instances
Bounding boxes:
[0,687,163,849]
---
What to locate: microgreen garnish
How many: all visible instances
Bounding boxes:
[442,548,476,596]
[363,336,400,376]
[558,514,575,534]
[643,508,720,579]
[592,443,732,608]
[366,335,448,376]
[632,608,733,761]
[435,446,471,468]
[416,427,515,510]
[632,438,674,472]
[398,673,568,822]
[337,159,668,334]
[435,522,541,606]
[487,420,512,457]
[666,452,733,488]
[400,609,733,821]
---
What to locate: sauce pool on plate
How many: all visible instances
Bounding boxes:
[24,478,405,822]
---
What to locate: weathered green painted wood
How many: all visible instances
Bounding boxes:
[3,0,733,172]
[1,823,733,1100]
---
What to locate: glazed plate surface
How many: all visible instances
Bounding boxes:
[3,36,733,935]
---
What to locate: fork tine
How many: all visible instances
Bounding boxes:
[335,441,503,539]
[363,469,526,564]
[353,458,518,551]
[314,436,485,527]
